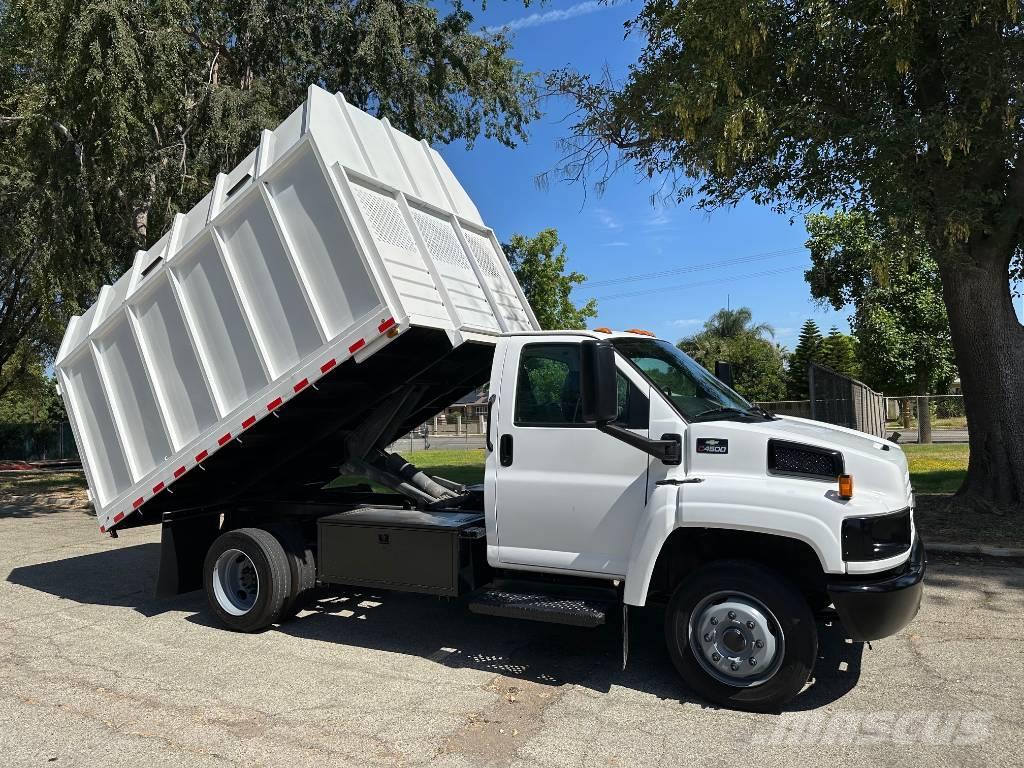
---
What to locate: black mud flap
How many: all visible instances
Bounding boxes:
[156,514,221,597]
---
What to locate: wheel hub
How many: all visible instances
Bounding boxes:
[212,548,260,616]
[690,593,784,688]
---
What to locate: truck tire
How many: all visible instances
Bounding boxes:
[204,528,291,632]
[272,528,316,621]
[664,560,817,712]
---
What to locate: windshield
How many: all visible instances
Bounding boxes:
[612,338,766,422]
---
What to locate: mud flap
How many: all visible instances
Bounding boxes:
[155,514,221,597]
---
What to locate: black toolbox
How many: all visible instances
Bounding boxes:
[317,507,487,596]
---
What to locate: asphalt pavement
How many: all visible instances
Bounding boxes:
[1,492,1021,767]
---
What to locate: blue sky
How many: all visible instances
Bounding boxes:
[433,0,850,350]
[435,0,1024,348]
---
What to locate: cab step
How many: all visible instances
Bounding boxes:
[467,585,613,628]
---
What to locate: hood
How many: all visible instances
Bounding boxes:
[687,415,913,512]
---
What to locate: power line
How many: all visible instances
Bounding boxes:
[581,246,805,288]
[592,265,807,301]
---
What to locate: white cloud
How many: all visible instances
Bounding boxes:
[603,240,629,247]
[671,318,702,328]
[647,211,671,227]
[594,207,620,230]
[490,1,607,33]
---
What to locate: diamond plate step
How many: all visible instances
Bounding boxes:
[468,588,611,628]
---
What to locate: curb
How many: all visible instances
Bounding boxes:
[926,542,1024,558]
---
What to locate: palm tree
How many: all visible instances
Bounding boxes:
[701,307,775,340]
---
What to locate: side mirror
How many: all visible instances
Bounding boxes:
[581,339,618,423]
[715,360,734,388]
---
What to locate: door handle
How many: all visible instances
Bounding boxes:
[656,477,704,485]
[499,434,514,467]
[486,394,496,453]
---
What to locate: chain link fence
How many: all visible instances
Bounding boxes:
[0,422,79,462]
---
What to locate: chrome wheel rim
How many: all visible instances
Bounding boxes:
[213,548,259,616]
[688,590,785,688]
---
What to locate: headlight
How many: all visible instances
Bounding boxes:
[842,508,912,561]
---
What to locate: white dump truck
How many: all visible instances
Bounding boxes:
[55,85,924,712]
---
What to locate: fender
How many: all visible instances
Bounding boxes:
[623,482,844,606]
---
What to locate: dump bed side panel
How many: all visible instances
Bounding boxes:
[56,85,537,532]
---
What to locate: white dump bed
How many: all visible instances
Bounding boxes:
[55,85,538,532]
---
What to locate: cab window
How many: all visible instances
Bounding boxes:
[514,343,645,427]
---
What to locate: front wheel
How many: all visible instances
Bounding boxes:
[665,560,817,712]
[204,528,291,632]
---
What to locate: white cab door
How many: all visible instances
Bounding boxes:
[491,337,650,576]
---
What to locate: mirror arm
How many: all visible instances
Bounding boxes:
[596,423,682,465]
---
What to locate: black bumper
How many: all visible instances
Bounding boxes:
[827,534,926,641]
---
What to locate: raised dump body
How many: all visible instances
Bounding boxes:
[55,84,538,533]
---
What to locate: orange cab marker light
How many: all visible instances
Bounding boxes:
[838,474,854,499]
[593,327,612,333]
[625,328,655,337]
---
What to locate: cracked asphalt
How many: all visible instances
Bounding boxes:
[2,494,1022,767]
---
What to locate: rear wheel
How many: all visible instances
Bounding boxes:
[665,560,817,712]
[204,528,291,632]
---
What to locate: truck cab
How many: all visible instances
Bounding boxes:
[475,329,924,709]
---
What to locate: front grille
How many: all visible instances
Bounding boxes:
[767,439,844,480]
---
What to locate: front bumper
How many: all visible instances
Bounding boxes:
[827,534,926,641]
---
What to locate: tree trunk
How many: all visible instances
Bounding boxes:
[938,251,1024,509]
[901,398,912,429]
[916,379,932,445]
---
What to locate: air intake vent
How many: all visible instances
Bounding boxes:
[767,439,844,480]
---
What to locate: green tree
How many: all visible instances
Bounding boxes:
[787,319,822,399]
[805,211,956,442]
[679,306,787,402]
[816,327,860,380]
[503,229,597,330]
[0,0,538,384]
[697,307,774,341]
[551,2,1024,507]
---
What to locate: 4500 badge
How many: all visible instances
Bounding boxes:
[696,438,729,454]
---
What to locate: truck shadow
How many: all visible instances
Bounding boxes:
[5,542,201,617]
[187,588,864,711]
[8,542,863,710]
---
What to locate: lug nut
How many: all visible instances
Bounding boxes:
[728,610,737,620]
[704,632,713,642]
[710,616,719,625]
[749,658,757,666]
[712,653,721,662]
[746,620,755,629]
[730,662,740,671]
[755,640,764,649]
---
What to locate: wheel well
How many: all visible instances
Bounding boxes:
[646,528,827,604]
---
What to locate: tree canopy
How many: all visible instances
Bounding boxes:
[805,211,956,396]
[679,305,787,402]
[552,1,1024,507]
[0,0,538,395]
[503,228,597,330]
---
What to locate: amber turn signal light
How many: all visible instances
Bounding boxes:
[838,474,854,499]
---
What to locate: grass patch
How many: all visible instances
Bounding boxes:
[902,443,968,494]
[327,449,486,491]
[0,471,88,496]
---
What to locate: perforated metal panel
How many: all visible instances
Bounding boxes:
[352,186,417,252]
[410,209,473,271]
